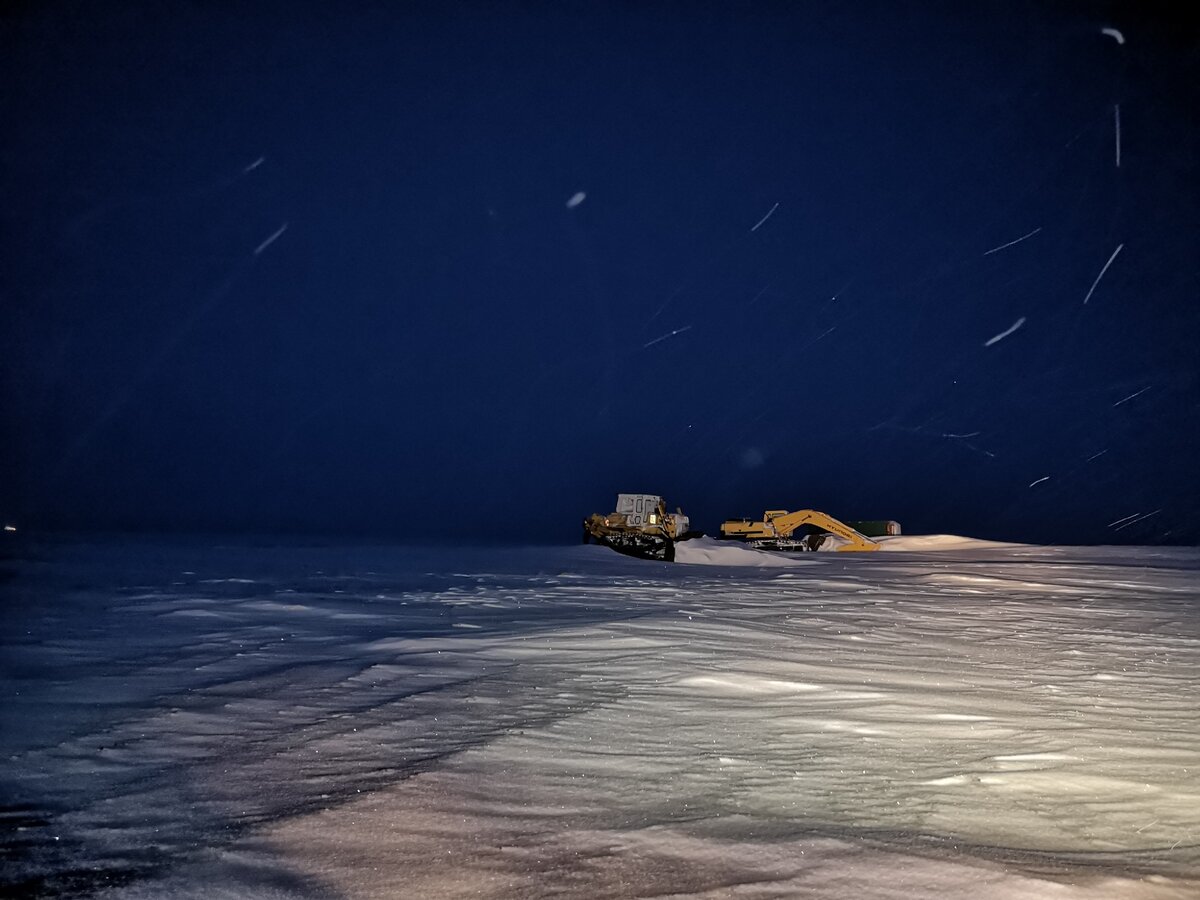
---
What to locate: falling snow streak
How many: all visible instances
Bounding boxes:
[1029,476,1050,487]
[243,156,265,173]
[1086,450,1108,462]
[984,317,1026,346]
[983,227,1042,256]
[1112,509,1163,531]
[254,223,288,255]
[566,191,586,209]
[750,202,779,232]
[948,434,996,458]
[797,325,836,352]
[1082,243,1124,304]
[1113,385,1151,407]
[747,282,773,306]
[644,223,759,327]
[871,422,995,459]
[1101,27,1126,45]
[642,325,692,349]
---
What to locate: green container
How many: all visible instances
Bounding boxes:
[846,520,901,537]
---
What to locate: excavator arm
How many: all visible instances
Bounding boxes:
[720,508,880,551]
[764,509,880,551]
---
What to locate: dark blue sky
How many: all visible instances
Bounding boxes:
[3,1,1197,545]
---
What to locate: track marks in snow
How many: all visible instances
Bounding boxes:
[6,541,1200,896]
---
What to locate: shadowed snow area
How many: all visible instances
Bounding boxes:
[1,536,1198,898]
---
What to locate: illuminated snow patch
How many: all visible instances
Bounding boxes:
[3,539,1198,899]
[678,674,826,694]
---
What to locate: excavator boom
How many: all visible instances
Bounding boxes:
[720,508,881,552]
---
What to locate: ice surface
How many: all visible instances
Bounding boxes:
[2,536,1198,898]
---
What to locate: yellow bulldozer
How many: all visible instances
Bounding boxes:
[583,493,700,562]
[719,509,897,552]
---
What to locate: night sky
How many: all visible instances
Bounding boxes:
[3,1,1197,546]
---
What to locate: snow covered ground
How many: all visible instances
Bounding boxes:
[2,535,1198,898]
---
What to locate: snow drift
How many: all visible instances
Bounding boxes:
[1,536,1198,898]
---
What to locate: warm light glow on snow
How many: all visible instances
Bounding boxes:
[2,538,1197,897]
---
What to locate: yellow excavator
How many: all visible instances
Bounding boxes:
[719,509,884,552]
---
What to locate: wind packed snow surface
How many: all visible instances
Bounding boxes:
[2,537,1199,899]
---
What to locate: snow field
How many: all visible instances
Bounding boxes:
[1,538,1198,898]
